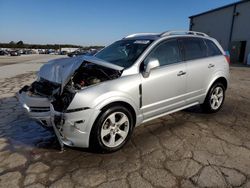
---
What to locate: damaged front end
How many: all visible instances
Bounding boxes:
[17,55,123,129]
[51,61,122,112]
[17,77,61,126]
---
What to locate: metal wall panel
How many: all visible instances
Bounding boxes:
[190,1,250,63]
[190,6,234,50]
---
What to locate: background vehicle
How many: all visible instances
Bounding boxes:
[22,49,35,55]
[67,48,98,57]
[60,50,68,55]
[67,49,87,57]
[0,50,9,56]
[18,31,229,152]
[10,50,21,56]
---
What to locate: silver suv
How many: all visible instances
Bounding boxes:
[18,31,230,152]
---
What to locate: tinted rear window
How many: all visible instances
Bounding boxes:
[182,38,207,61]
[205,39,222,56]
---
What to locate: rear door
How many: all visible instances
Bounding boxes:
[178,37,209,104]
[179,37,222,104]
[141,39,187,119]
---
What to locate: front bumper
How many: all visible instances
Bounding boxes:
[50,104,101,148]
[17,89,51,126]
[17,87,101,149]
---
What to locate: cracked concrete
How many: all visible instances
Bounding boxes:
[0,66,250,187]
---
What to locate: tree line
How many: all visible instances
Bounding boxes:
[0,41,104,50]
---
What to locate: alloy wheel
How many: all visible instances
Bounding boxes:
[100,112,130,148]
[210,86,224,110]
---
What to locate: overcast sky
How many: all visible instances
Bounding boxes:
[0,0,238,46]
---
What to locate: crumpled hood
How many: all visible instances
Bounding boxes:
[38,55,123,87]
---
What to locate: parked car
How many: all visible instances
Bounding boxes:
[38,49,46,54]
[67,49,87,57]
[87,49,98,56]
[60,51,68,55]
[10,50,21,56]
[18,31,230,152]
[0,50,9,56]
[45,49,56,54]
[21,49,31,55]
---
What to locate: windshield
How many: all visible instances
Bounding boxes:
[95,39,153,68]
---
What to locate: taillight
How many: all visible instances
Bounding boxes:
[224,55,230,64]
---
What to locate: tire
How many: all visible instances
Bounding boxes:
[89,105,134,153]
[201,82,225,113]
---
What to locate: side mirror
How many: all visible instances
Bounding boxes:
[142,58,160,78]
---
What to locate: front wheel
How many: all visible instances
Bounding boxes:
[201,82,225,113]
[90,106,134,153]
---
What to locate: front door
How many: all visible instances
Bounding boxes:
[141,39,187,120]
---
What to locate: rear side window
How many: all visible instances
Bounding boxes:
[205,39,222,56]
[182,38,207,61]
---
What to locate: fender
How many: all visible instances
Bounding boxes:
[205,70,229,95]
[94,92,144,126]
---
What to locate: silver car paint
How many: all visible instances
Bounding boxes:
[140,62,187,119]
[18,33,229,148]
[17,91,51,125]
[56,74,143,147]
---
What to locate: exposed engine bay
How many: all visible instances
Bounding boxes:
[21,61,122,112]
[70,62,121,90]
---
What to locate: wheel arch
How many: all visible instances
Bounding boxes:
[206,76,228,94]
[89,100,137,151]
[99,101,137,127]
[214,77,228,90]
[202,76,227,113]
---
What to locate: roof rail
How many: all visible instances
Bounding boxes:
[160,30,208,37]
[124,33,159,39]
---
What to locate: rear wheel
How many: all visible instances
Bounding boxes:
[90,106,134,153]
[201,82,225,113]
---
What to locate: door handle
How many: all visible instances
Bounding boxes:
[177,71,186,76]
[208,64,215,68]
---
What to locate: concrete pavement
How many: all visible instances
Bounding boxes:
[0,55,66,79]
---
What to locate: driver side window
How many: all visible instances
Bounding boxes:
[146,39,182,67]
